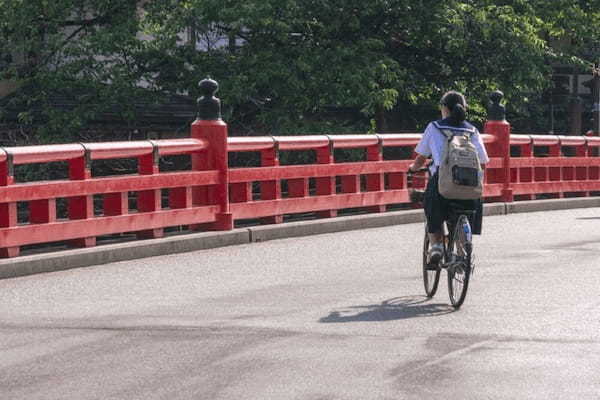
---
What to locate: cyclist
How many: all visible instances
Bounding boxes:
[408,91,489,264]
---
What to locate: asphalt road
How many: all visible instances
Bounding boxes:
[1,208,600,399]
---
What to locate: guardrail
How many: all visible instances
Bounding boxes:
[507,134,600,199]
[0,81,598,258]
[0,136,220,257]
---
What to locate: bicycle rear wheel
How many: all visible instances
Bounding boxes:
[447,215,472,308]
[422,226,440,297]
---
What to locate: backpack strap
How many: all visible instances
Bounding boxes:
[440,129,454,141]
[433,121,476,141]
[439,127,474,142]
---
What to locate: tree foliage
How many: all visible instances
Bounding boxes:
[0,0,154,142]
[1,0,599,142]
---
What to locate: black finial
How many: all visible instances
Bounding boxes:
[487,90,505,121]
[197,77,221,120]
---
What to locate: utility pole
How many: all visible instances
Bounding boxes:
[594,61,600,135]
[583,61,600,135]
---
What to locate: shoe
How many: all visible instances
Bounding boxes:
[427,243,444,265]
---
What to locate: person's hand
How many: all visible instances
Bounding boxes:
[408,163,417,172]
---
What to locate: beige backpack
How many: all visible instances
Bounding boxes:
[437,127,483,200]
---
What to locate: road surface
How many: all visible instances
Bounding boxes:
[1,208,600,399]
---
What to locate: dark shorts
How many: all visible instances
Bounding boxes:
[424,172,483,235]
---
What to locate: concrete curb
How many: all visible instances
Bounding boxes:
[505,197,600,214]
[249,209,424,243]
[0,230,250,280]
[482,203,507,216]
[1,197,599,279]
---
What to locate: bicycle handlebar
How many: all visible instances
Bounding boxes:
[407,166,430,204]
[407,167,430,175]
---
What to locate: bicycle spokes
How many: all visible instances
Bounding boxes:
[447,215,472,309]
[421,215,473,308]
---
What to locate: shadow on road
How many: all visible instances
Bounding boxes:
[319,296,454,323]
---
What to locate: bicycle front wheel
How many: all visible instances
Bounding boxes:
[447,215,472,308]
[422,226,440,298]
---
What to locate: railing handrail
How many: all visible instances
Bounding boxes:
[0,81,598,259]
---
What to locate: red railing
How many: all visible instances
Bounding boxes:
[508,134,600,199]
[0,113,598,258]
[229,134,419,221]
[0,133,220,258]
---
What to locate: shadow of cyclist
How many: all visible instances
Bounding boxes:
[319,296,454,323]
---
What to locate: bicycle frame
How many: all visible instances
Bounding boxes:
[444,210,473,266]
[410,166,475,308]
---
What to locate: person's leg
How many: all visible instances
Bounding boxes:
[453,198,482,235]
[471,198,483,235]
[428,231,443,244]
[424,173,445,262]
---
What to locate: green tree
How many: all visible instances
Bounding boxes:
[0,0,155,142]
[144,0,599,133]
[1,0,599,142]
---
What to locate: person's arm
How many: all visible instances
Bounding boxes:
[410,124,433,172]
[409,154,428,172]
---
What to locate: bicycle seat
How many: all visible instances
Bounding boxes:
[447,201,477,216]
[410,189,425,203]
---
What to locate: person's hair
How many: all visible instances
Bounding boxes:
[440,91,467,126]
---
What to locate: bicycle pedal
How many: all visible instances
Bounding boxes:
[426,262,440,271]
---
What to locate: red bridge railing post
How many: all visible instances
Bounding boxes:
[260,142,284,224]
[315,139,337,218]
[484,90,513,202]
[137,142,164,239]
[365,136,386,213]
[68,148,96,248]
[0,149,19,257]
[191,78,233,231]
[519,138,534,200]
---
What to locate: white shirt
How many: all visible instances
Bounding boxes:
[415,120,489,175]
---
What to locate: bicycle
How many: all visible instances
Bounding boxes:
[409,168,474,309]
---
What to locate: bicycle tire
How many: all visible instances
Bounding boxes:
[447,215,472,309]
[422,225,441,298]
